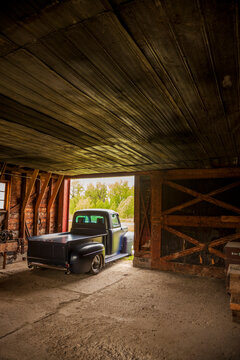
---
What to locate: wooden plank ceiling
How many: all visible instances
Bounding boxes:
[0,0,239,175]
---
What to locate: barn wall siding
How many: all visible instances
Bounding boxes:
[0,168,66,264]
[134,169,240,278]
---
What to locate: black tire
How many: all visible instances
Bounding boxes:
[89,254,102,275]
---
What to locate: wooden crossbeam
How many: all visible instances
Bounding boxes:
[163,224,204,247]
[162,215,240,228]
[209,232,240,248]
[165,168,240,180]
[20,169,39,238]
[161,246,203,261]
[163,180,240,215]
[210,181,240,196]
[0,162,6,180]
[21,170,39,217]
[46,175,64,233]
[208,247,226,259]
[34,173,52,235]
[162,225,204,261]
[139,194,150,243]
[162,224,238,262]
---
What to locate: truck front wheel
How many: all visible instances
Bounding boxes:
[89,254,102,275]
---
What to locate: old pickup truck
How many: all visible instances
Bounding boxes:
[27,209,133,275]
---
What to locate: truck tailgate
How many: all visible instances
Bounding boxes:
[28,240,68,266]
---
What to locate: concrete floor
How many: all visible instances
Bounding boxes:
[0,259,239,360]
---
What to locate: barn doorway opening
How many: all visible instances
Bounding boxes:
[69,175,135,258]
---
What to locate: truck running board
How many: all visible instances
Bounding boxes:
[105,253,129,264]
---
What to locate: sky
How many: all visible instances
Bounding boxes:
[71,176,134,190]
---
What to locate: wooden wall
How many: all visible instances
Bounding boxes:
[0,166,67,259]
[134,169,240,278]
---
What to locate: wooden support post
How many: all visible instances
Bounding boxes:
[2,252,7,269]
[4,176,11,230]
[20,169,39,238]
[34,173,52,235]
[58,179,70,233]
[46,175,64,233]
[0,162,6,180]
[134,175,141,253]
[151,171,163,265]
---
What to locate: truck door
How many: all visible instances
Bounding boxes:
[111,214,125,254]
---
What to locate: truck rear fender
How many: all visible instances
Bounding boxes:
[69,242,105,274]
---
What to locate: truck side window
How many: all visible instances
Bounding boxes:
[112,214,120,228]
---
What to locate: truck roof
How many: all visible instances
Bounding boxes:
[74,209,118,215]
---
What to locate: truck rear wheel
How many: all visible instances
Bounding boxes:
[89,254,102,275]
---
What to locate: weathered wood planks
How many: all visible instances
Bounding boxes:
[0,0,239,174]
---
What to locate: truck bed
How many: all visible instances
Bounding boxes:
[28,231,107,267]
[29,232,107,244]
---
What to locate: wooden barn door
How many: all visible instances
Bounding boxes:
[135,169,240,278]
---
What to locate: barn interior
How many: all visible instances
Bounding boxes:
[0,0,240,359]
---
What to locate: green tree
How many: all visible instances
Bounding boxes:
[70,196,78,215]
[69,180,84,215]
[85,182,107,207]
[108,181,134,211]
[117,195,134,219]
[70,179,134,216]
[70,180,83,199]
[75,197,92,210]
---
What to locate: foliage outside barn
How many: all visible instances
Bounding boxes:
[69,180,134,229]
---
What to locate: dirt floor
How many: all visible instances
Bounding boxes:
[0,259,239,360]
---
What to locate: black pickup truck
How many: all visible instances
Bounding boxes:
[27,209,133,274]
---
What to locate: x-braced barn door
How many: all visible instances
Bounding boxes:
[135,170,240,278]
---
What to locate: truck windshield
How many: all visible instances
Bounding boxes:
[75,214,105,225]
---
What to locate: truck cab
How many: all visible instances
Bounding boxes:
[72,209,128,256]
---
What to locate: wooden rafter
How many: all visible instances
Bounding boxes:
[34,172,52,235]
[46,175,64,233]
